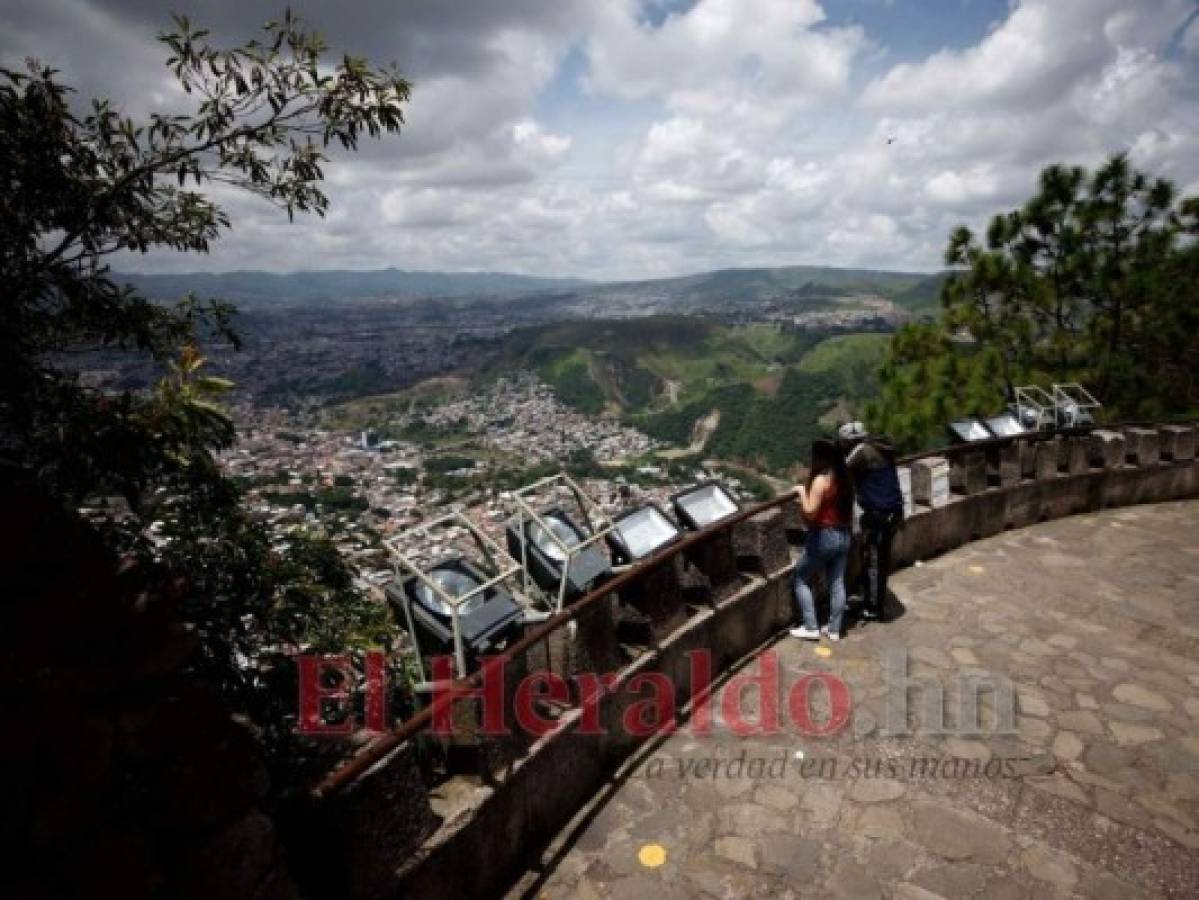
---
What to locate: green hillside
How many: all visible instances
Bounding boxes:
[490,317,889,474]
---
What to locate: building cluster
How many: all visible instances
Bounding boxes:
[217,374,743,597]
[416,372,658,463]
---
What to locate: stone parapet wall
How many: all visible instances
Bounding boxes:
[314,422,1199,900]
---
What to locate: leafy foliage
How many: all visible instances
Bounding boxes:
[0,11,409,761]
[869,156,1199,450]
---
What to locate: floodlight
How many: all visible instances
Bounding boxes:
[506,507,611,601]
[385,558,524,672]
[505,473,618,610]
[984,411,1027,438]
[1052,383,1100,429]
[1014,385,1056,431]
[672,481,741,530]
[385,510,532,681]
[607,504,682,564]
[947,417,995,443]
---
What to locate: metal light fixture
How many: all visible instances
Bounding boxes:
[1014,385,1056,431]
[385,511,536,681]
[607,503,682,564]
[505,473,615,610]
[1052,383,1100,429]
[385,558,524,674]
[506,506,610,603]
[671,481,740,530]
[984,411,1027,438]
[947,417,995,443]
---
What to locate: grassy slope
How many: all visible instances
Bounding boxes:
[494,318,888,474]
[325,317,895,476]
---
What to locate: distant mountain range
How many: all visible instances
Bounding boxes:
[118,268,590,306]
[118,264,946,314]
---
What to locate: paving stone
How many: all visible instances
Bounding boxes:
[1109,721,1164,746]
[849,778,906,803]
[1093,788,1155,830]
[756,833,822,878]
[1102,702,1157,723]
[1056,710,1103,734]
[826,858,882,900]
[853,805,906,840]
[1020,844,1078,890]
[1051,731,1084,761]
[942,737,992,761]
[714,836,757,870]
[749,783,797,815]
[910,803,1013,864]
[798,783,843,829]
[1166,773,1199,801]
[892,882,945,900]
[1113,683,1173,712]
[1016,717,1052,745]
[1026,774,1090,807]
[912,863,990,897]
[716,803,788,837]
[1076,693,1098,709]
[951,647,979,666]
[1015,689,1050,718]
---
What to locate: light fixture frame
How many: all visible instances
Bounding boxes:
[947,416,996,443]
[385,510,531,682]
[507,472,617,612]
[670,479,741,531]
[1014,385,1056,431]
[607,501,684,564]
[1051,382,1101,429]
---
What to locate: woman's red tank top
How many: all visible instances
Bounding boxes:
[811,475,849,528]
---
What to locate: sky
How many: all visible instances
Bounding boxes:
[3,0,1198,279]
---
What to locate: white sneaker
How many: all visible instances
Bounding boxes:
[827,632,841,642]
[790,626,821,640]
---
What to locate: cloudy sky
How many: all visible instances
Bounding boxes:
[4,0,1198,279]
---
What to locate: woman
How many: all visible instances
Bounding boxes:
[791,439,854,641]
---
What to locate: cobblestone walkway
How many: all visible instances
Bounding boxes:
[512,500,1199,899]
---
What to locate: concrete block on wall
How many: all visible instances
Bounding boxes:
[1065,435,1091,475]
[1088,429,1125,469]
[997,441,1022,486]
[911,457,950,508]
[1158,424,1196,462]
[1034,438,1060,480]
[950,450,987,495]
[1123,427,1160,467]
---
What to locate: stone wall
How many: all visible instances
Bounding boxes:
[313,423,1199,900]
[0,472,294,900]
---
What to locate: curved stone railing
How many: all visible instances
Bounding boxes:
[294,421,1198,900]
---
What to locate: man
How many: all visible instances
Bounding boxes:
[837,422,904,622]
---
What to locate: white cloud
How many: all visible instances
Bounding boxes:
[4,0,1198,278]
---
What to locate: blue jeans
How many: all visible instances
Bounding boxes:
[792,526,851,634]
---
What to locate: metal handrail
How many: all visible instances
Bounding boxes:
[309,486,800,801]
[310,418,1198,801]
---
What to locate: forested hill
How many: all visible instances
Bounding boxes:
[118,268,590,307]
[116,263,940,313]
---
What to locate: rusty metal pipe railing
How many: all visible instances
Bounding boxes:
[310,418,1198,801]
[308,488,800,801]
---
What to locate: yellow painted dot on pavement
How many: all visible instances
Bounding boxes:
[639,844,667,868]
[814,646,833,658]
[968,565,986,575]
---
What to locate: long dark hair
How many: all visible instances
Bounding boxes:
[809,438,854,521]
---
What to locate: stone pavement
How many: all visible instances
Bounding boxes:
[510,500,1199,899]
